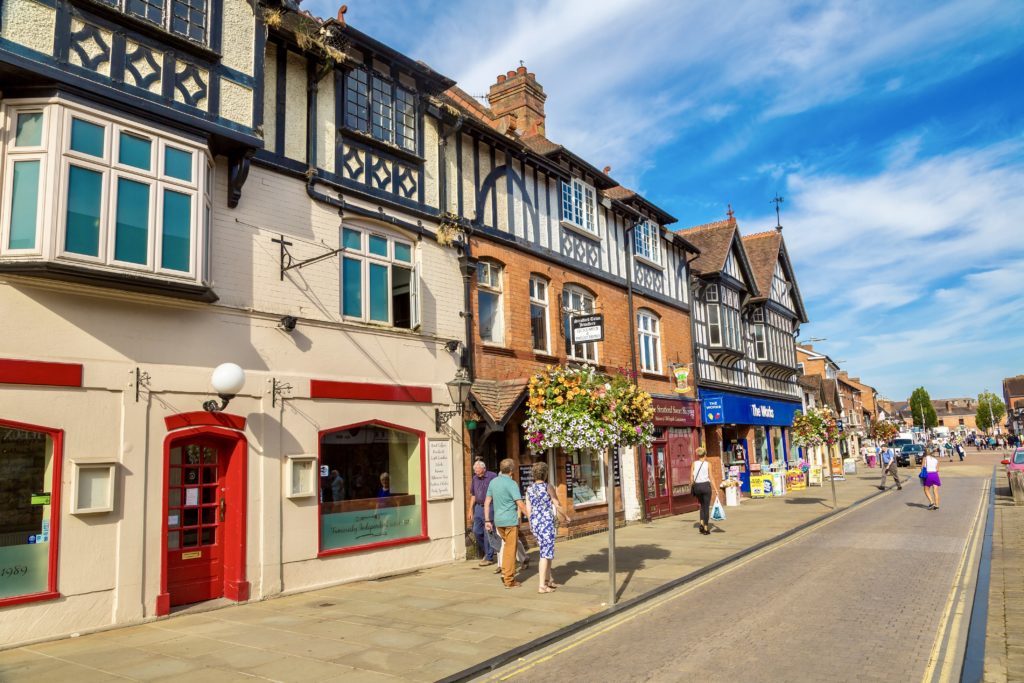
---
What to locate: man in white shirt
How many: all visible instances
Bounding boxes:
[878,446,902,491]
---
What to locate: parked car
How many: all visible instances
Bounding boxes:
[899,444,924,466]
[1001,448,1024,487]
[892,438,914,453]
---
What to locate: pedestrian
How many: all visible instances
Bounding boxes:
[329,469,345,502]
[525,461,570,594]
[468,460,497,567]
[956,442,965,461]
[484,458,529,589]
[922,449,941,510]
[878,444,902,491]
[691,447,714,535]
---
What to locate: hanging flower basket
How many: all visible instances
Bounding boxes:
[522,365,654,452]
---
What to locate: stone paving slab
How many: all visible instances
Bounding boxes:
[2,457,988,683]
[986,449,1024,683]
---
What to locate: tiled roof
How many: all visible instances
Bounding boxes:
[741,230,781,298]
[674,219,737,274]
[520,134,562,156]
[602,186,635,201]
[470,379,528,427]
[797,375,840,411]
[930,398,977,417]
[1004,375,1024,397]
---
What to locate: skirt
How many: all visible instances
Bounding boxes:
[924,472,941,487]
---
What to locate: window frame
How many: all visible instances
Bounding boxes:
[339,224,418,329]
[569,448,606,507]
[563,285,598,363]
[316,419,428,558]
[560,178,598,236]
[107,0,210,46]
[637,309,662,374]
[754,323,767,360]
[1,105,50,255]
[633,220,662,267]
[529,274,550,354]
[0,418,64,608]
[476,260,504,345]
[707,303,722,346]
[344,67,418,154]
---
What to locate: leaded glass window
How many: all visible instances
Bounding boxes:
[344,68,417,151]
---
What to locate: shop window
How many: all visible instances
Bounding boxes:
[477,260,503,344]
[638,309,661,373]
[529,275,549,353]
[318,423,424,553]
[569,449,605,506]
[753,426,769,469]
[563,285,598,362]
[340,226,418,328]
[0,421,60,604]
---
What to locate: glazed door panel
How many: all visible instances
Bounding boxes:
[643,444,671,518]
[167,441,224,607]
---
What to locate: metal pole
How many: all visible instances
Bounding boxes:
[607,447,616,605]
[827,442,837,509]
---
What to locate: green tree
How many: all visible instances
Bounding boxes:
[909,387,938,428]
[976,391,1007,433]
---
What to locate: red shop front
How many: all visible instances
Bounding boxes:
[641,397,702,520]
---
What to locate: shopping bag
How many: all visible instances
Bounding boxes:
[485,526,503,552]
[711,498,726,522]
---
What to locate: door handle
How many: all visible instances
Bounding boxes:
[219,497,226,522]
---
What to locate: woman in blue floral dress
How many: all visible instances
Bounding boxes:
[526,461,570,594]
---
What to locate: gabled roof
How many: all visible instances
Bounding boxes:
[470,379,528,429]
[741,229,810,323]
[1004,375,1024,397]
[675,218,758,293]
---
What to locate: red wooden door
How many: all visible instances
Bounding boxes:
[643,443,671,518]
[167,441,224,607]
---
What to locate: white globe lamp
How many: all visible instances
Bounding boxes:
[204,363,246,412]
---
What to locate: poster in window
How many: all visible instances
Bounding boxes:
[427,439,453,500]
[564,461,574,498]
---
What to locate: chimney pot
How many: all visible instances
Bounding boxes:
[516,65,527,75]
[602,166,612,174]
[528,72,536,78]
[496,74,506,83]
[506,70,516,79]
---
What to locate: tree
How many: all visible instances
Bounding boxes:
[976,391,1006,434]
[909,387,938,429]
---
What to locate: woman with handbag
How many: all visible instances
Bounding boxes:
[525,461,570,594]
[691,447,714,535]
[922,448,941,510]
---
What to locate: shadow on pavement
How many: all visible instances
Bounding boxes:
[784,497,827,505]
[905,502,931,509]
[551,544,672,601]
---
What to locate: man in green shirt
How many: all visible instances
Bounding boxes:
[485,458,528,588]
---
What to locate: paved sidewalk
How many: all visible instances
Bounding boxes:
[985,452,1024,683]
[0,466,902,682]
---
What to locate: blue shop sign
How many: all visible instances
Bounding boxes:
[698,389,801,426]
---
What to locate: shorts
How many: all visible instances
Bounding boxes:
[924,472,941,487]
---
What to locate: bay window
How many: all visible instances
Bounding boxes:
[477,260,503,344]
[638,310,662,373]
[563,285,597,362]
[529,275,549,353]
[340,225,418,329]
[1,100,209,282]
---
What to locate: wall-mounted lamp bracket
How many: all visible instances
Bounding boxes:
[272,234,343,281]
[134,367,151,403]
[272,378,293,408]
[435,407,463,433]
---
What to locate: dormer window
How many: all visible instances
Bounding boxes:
[103,0,210,44]
[633,220,661,265]
[561,179,597,235]
[344,68,417,153]
[705,284,719,302]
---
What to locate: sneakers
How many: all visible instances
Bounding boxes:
[927,503,935,510]
[478,559,495,567]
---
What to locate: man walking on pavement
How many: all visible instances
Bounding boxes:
[878,444,902,491]
[485,458,529,589]
[468,460,497,566]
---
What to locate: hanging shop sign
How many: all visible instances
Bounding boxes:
[671,364,692,394]
[703,396,724,424]
[570,314,604,344]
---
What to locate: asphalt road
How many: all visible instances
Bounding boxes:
[482,466,990,683]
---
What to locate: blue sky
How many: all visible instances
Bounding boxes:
[306,0,1024,401]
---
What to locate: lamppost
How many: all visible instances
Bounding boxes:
[435,367,473,432]
[203,363,246,412]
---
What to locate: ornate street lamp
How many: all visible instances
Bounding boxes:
[436,367,472,432]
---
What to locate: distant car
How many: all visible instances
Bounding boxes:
[899,444,924,467]
[893,438,914,453]
[1001,448,1024,486]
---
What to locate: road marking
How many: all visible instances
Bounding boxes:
[921,482,989,683]
[486,493,888,682]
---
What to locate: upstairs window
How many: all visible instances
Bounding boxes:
[638,310,661,373]
[345,68,417,153]
[633,220,661,265]
[754,324,767,360]
[529,275,549,353]
[477,261,503,344]
[561,178,597,235]
[705,284,719,302]
[104,0,209,44]
[341,226,417,329]
[563,286,597,362]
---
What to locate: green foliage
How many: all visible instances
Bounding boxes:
[909,387,938,428]
[791,406,840,447]
[871,420,899,443]
[976,391,1006,433]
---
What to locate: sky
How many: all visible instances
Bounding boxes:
[305,0,1024,401]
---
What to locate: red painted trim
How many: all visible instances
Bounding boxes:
[0,359,82,387]
[159,426,248,616]
[309,380,432,403]
[164,412,247,432]
[317,419,431,556]
[0,418,63,610]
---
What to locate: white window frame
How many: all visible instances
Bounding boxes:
[1,105,51,256]
[637,309,662,374]
[705,284,719,302]
[754,323,767,360]
[633,220,661,266]
[529,274,550,354]
[707,303,722,346]
[563,285,598,363]
[340,224,418,329]
[570,448,606,507]
[561,178,597,236]
[476,260,504,345]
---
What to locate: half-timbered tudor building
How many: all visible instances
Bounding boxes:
[0,2,471,644]
[441,68,702,529]
[677,218,808,493]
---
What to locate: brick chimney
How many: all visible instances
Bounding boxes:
[488,65,546,137]
[946,401,952,412]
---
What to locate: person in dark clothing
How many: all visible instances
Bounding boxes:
[691,447,714,535]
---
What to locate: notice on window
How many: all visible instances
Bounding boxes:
[519,464,535,496]
[30,493,50,506]
[185,487,199,507]
[427,439,453,501]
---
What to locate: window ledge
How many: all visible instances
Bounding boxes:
[572,500,609,510]
[340,127,425,165]
[481,344,515,357]
[559,220,601,242]
[0,260,217,302]
[634,254,664,271]
[533,353,559,364]
[641,372,669,382]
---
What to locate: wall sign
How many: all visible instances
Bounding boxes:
[564,461,574,498]
[703,396,724,424]
[427,439,454,500]
[653,398,699,427]
[519,464,535,496]
[612,451,622,487]
[571,314,604,344]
